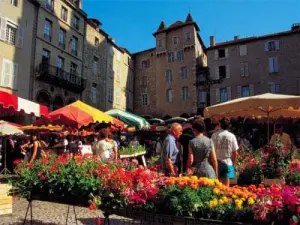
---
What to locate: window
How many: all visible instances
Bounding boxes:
[73,16,80,30]
[265,40,279,51]
[116,51,121,61]
[58,28,66,49]
[57,56,64,69]
[219,66,226,79]
[127,57,130,65]
[166,89,173,102]
[42,49,50,62]
[158,39,162,48]
[108,87,113,102]
[92,56,98,74]
[61,7,68,22]
[241,85,250,97]
[44,19,52,42]
[270,83,280,93]
[142,76,147,87]
[240,62,249,77]
[198,91,206,103]
[186,32,191,40]
[181,66,187,79]
[1,59,18,89]
[142,94,149,106]
[45,0,53,11]
[177,50,184,61]
[172,37,178,45]
[91,83,97,104]
[220,88,228,102]
[239,45,247,56]
[71,36,78,56]
[5,24,17,45]
[165,70,172,83]
[95,37,99,47]
[70,62,77,75]
[168,52,175,62]
[11,0,18,6]
[116,68,120,81]
[218,49,225,58]
[182,87,188,100]
[141,59,150,69]
[108,63,113,77]
[269,57,279,73]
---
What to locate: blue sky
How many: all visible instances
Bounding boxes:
[83,0,300,53]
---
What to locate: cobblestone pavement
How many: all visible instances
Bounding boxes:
[0,198,140,225]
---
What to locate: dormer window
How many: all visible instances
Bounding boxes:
[186,32,191,40]
[158,39,162,48]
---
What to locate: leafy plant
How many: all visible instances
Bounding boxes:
[118,145,146,156]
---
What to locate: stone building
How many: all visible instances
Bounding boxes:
[33,0,87,111]
[83,18,134,112]
[0,0,39,99]
[133,13,207,118]
[206,23,300,106]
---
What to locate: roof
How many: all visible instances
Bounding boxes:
[133,47,156,55]
[207,28,300,50]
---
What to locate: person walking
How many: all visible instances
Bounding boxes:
[212,118,238,186]
[161,123,182,176]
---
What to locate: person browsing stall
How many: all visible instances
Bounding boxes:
[270,124,293,149]
[161,123,183,176]
[212,118,238,186]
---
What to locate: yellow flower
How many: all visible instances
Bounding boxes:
[190,176,198,180]
[247,197,255,205]
[218,199,224,205]
[234,199,243,210]
[213,188,220,195]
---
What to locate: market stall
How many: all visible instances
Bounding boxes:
[106,109,150,130]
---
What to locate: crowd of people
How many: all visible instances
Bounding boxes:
[160,118,296,187]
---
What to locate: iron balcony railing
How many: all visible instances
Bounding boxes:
[36,61,86,93]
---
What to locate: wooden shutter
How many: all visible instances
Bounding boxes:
[1,60,12,88]
[214,50,218,60]
[227,87,231,101]
[225,48,229,58]
[274,57,279,72]
[226,65,230,78]
[0,17,7,41]
[264,42,269,51]
[240,63,244,77]
[244,62,249,76]
[275,40,280,50]
[16,27,24,48]
[250,84,254,96]
[12,63,18,89]
[215,88,220,103]
[269,57,274,73]
[268,82,274,93]
[237,86,242,98]
[214,67,219,80]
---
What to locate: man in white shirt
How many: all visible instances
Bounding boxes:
[212,118,239,186]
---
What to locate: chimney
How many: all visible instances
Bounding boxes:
[210,36,215,47]
[234,35,239,40]
[291,23,300,31]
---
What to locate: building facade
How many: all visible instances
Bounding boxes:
[0,0,39,99]
[133,13,207,118]
[33,0,87,111]
[105,42,134,112]
[206,24,300,106]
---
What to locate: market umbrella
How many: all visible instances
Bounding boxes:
[165,117,188,124]
[147,118,165,125]
[106,109,150,130]
[34,101,124,129]
[0,120,23,135]
[204,93,300,139]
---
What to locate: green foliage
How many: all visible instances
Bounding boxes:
[118,145,146,156]
[285,171,300,186]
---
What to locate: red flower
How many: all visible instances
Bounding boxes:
[95,217,102,225]
[41,157,49,164]
[26,163,32,168]
[89,202,97,210]
[297,206,300,214]
[13,159,22,166]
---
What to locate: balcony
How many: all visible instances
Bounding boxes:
[36,62,86,93]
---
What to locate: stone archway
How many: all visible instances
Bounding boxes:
[52,96,64,111]
[36,91,51,108]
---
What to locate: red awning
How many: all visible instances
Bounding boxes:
[0,91,48,117]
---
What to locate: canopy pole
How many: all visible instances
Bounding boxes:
[267,112,270,141]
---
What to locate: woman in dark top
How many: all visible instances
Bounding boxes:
[28,132,42,164]
[187,119,218,178]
